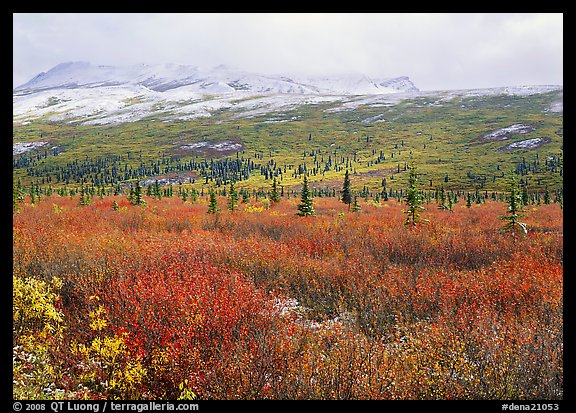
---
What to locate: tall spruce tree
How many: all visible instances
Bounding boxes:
[227,181,239,212]
[297,174,315,216]
[522,184,529,206]
[270,176,280,203]
[79,183,90,206]
[13,178,23,211]
[404,165,428,227]
[341,169,352,210]
[351,194,361,213]
[129,180,146,206]
[153,180,162,200]
[207,188,220,214]
[499,173,527,239]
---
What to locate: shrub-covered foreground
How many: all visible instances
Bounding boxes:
[13,195,563,399]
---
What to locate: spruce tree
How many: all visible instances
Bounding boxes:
[522,185,529,206]
[227,181,239,212]
[341,169,352,210]
[153,180,162,200]
[544,188,551,205]
[438,186,448,210]
[13,178,23,211]
[190,188,199,203]
[297,175,315,216]
[135,181,145,206]
[241,190,250,204]
[404,165,428,227]
[207,188,220,214]
[499,173,527,239]
[270,176,280,203]
[79,183,90,206]
[351,194,361,213]
[129,181,146,206]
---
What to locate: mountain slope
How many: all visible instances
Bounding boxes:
[14,61,420,96]
[13,62,562,127]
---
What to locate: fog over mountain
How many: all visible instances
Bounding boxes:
[13,61,420,96]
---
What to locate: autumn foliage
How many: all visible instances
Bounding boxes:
[13,194,563,399]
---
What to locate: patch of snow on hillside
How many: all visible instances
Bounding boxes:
[481,124,534,141]
[502,138,550,150]
[180,142,209,150]
[13,141,48,155]
[179,141,242,152]
[548,100,563,113]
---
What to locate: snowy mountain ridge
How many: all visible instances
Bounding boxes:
[14,61,420,96]
[13,62,562,126]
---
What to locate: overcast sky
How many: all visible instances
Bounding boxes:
[13,13,563,91]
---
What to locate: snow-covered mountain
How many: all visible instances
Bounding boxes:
[13,61,561,126]
[14,61,419,96]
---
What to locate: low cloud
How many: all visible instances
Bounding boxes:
[13,13,563,91]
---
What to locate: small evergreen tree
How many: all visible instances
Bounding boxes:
[544,187,551,205]
[13,178,24,211]
[241,190,250,204]
[189,188,199,203]
[153,180,162,200]
[341,169,352,210]
[297,175,315,216]
[79,183,91,206]
[207,188,220,214]
[135,181,145,206]
[270,176,280,203]
[438,186,448,210]
[227,181,239,212]
[129,181,146,206]
[447,191,454,211]
[522,184,529,206]
[404,165,428,227]
[499,173,527,239]
[351,194,361,213]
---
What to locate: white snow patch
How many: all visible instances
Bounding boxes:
[362,114,387,123]
[504,138,548,149]
[179,141,242,152]
[481,124,534,140]
[13,141,48,155]
[180,142,209,149]
[211,141,242,151]
[548,100,563,113]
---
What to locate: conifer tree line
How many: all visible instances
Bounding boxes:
[14,171,563,212]
[14,139,562,196]
[13,163,560,238]
[12,132,563,214]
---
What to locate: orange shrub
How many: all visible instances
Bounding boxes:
[13,195,563,399]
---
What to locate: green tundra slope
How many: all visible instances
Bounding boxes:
[13,88,563,195]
